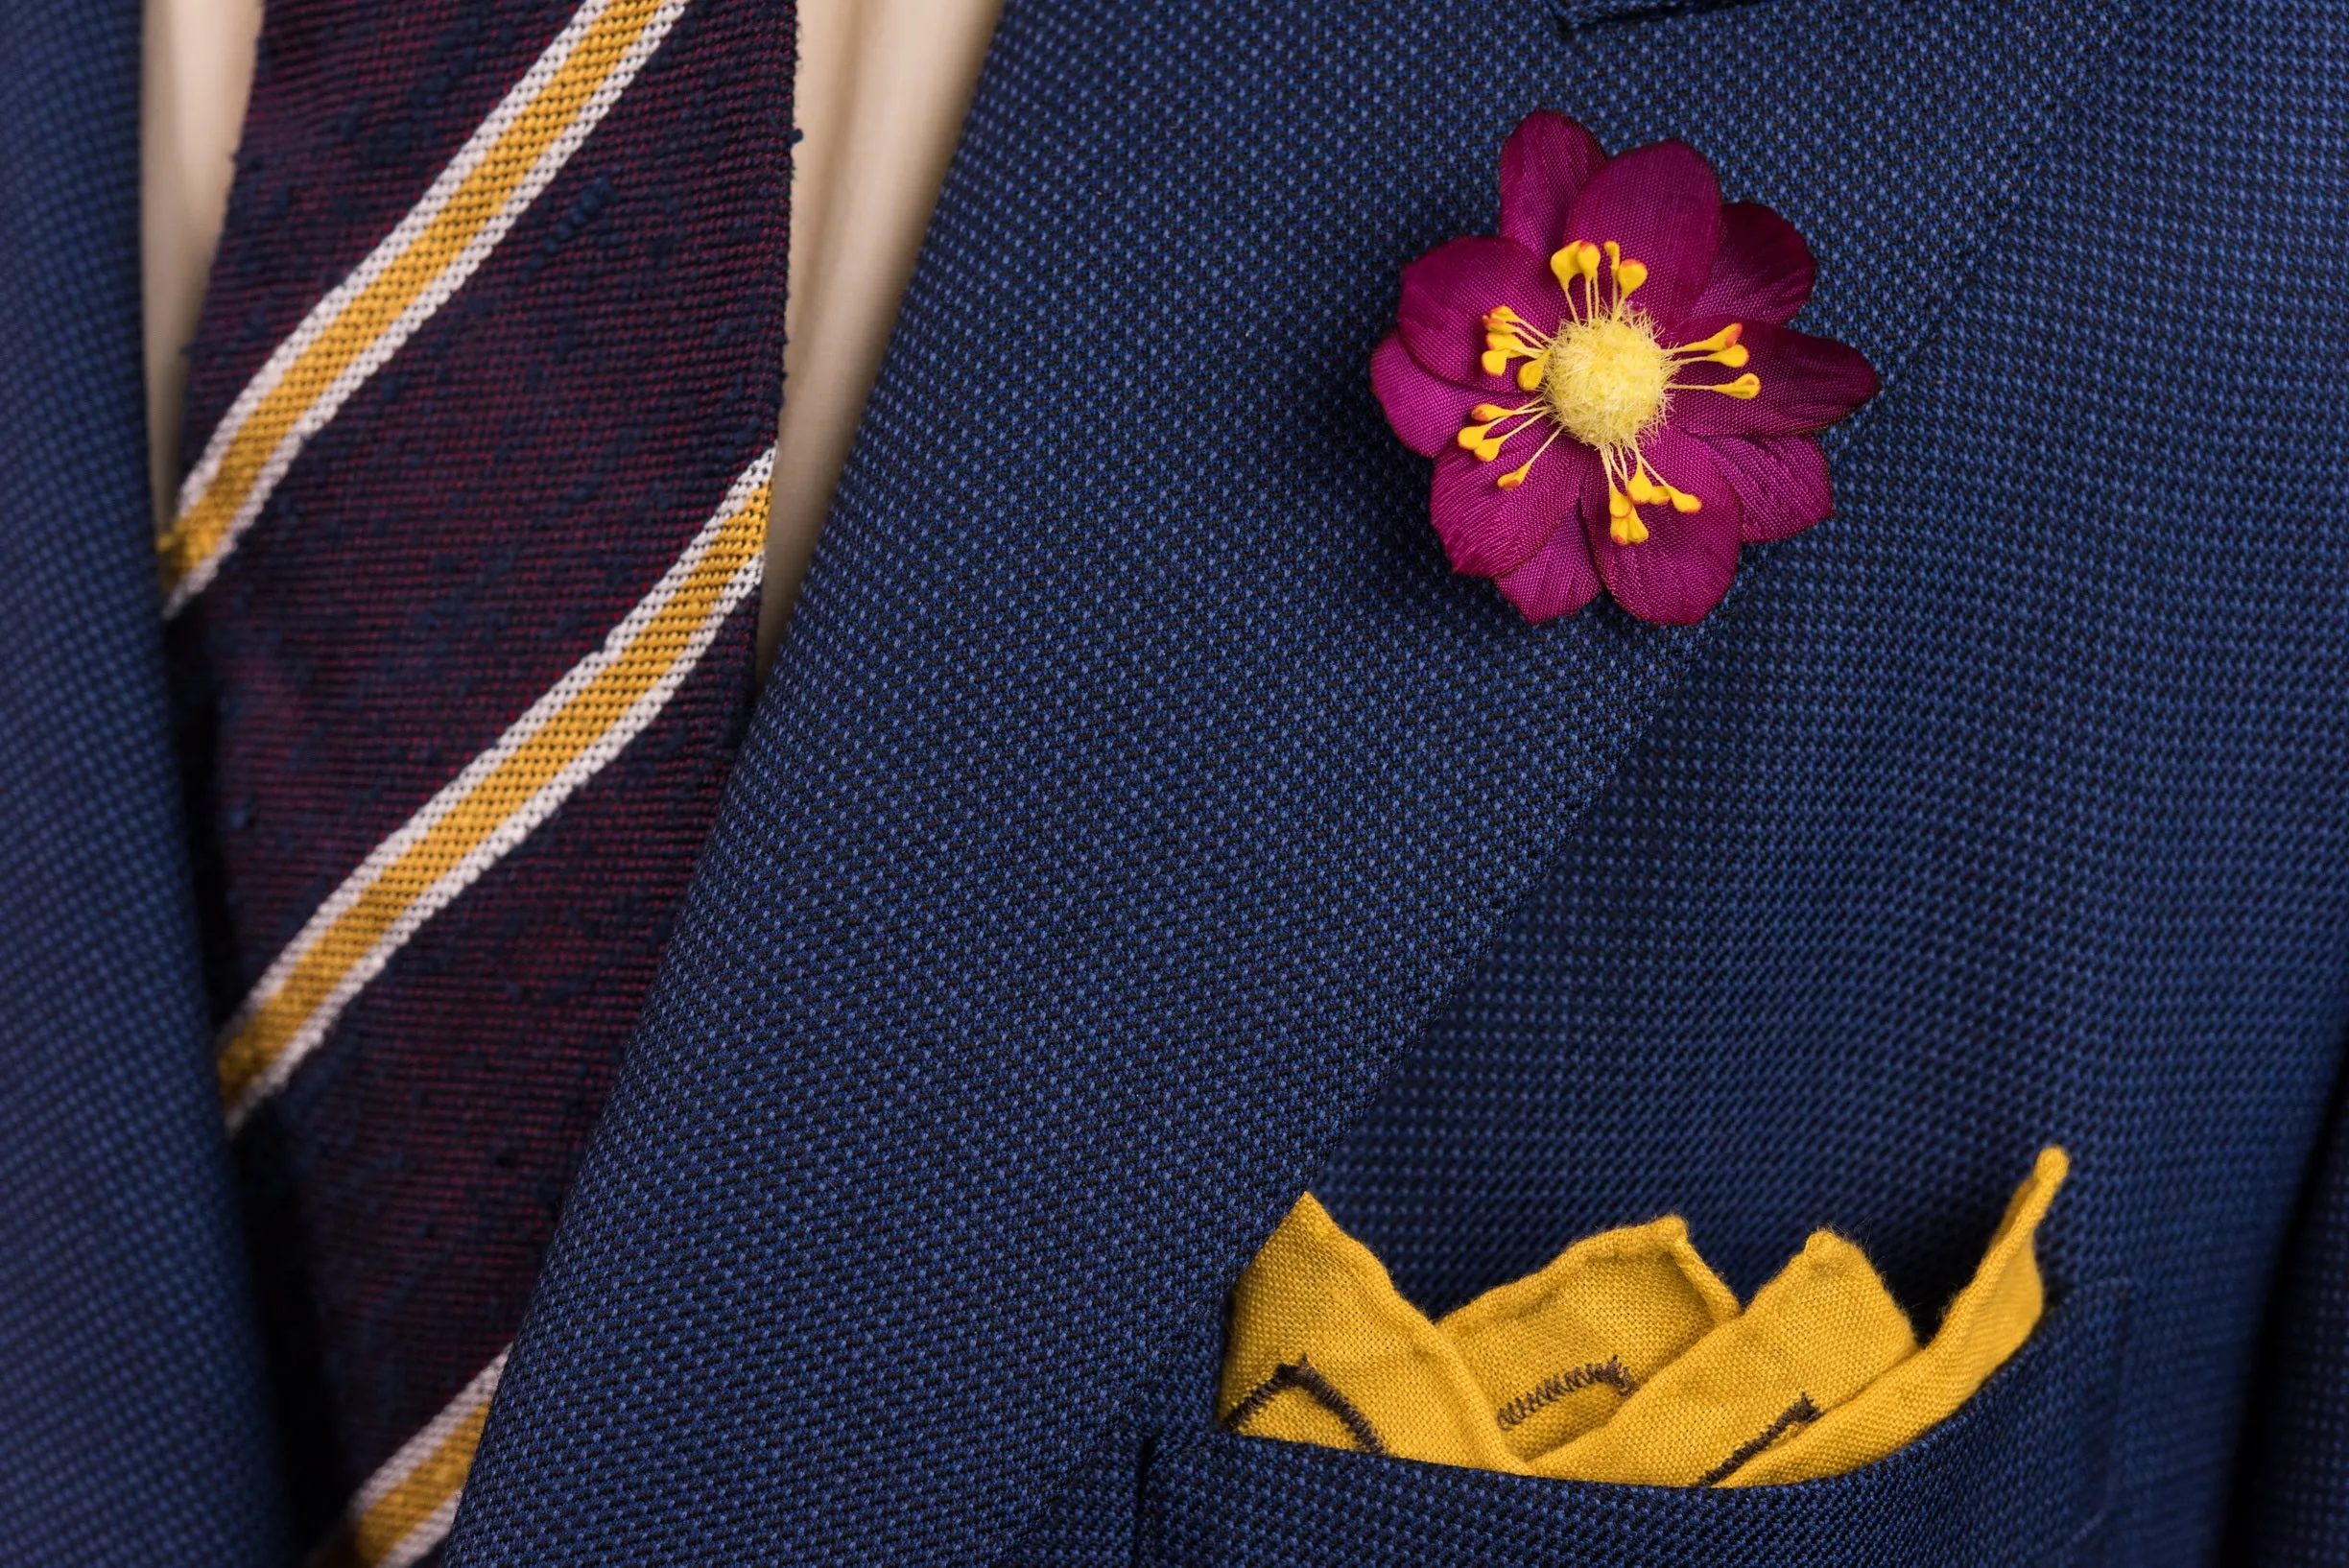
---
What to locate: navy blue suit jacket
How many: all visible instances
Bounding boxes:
[4,0,2345,1562]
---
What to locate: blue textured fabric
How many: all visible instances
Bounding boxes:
[1292,6,2349,1556]
[0,0,290,1560]
[14,0,2343,1558]
[437,0,2349,1558]
[434,0,2336,1561]
[443,0,2349,1560]
[2231,1069,2349,1562]
[1018,3,2349,1561]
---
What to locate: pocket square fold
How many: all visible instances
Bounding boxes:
[1220,1148,2068,1487]
[1438,1215,1739,1459]
[1544,1227,1919,1485]
[1718,1145,2067,1486]
[1219,1193,1525,1471]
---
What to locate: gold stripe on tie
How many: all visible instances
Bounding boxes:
[158,0,690,614]
[216,450,774,1129]
[307,1348,509,1568]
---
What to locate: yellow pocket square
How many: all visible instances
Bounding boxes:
[1220,1147,2068,1487]
[1438,1214,1738,1460]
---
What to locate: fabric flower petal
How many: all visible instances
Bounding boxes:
[1586,426,1743,625]
[1687,202,1815,328]
[1397,237,1561,388]
[1499,111,1608,255]
[1672,322,1879,438]
[1496,448,1606,622]
[1431,438,1577,579]
[1370,113,1875,628]
[1701,433,1835,543]
[1566,142,1722,328]
[1372,332,1483,457]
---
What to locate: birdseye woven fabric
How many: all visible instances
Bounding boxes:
[0,0,286,1559]
[442,0,2348,1563]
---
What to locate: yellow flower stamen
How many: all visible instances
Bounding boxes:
[1454,403,1544,463]
[1497,426,1567,491]
[1466,242,1765,545]
[1479,307,1552,376]
[1607,487,1649,546]
[1627,451,1701,515]
[1679,372,1760,399]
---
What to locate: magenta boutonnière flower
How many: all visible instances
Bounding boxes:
[1373,112,1878,625]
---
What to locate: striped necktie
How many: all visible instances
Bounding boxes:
[161,2,793,1560]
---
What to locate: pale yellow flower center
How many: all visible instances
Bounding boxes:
[1540,312,1673,452]
[1455,240,1762,546]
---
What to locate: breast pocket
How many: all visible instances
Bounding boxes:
[1143,1279,2130,1568]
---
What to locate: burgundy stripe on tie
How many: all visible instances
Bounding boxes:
[162,0,795,1557]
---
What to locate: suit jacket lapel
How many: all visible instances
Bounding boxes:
[0,3,289,1560]
[449,0,2130,1557]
